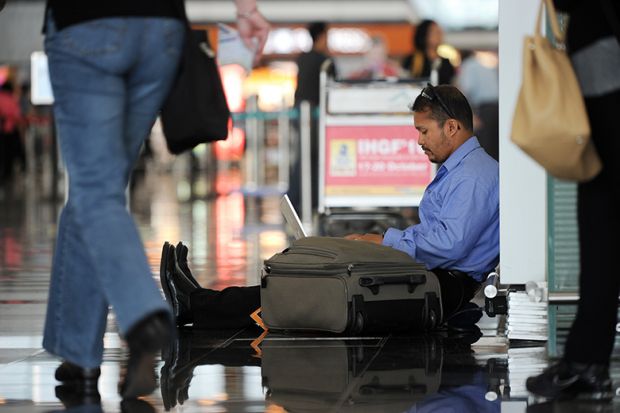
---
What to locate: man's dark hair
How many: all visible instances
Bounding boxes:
[413,19,436,52]
[308,22,327,43]
[411,84,474,131]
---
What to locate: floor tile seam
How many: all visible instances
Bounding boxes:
[171,329,248,377]
[328,335,390,412]
[0,349,46,370]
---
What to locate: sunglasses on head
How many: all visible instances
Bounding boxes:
[419,83,457,120]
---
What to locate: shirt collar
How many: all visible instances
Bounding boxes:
[439,136,481,172]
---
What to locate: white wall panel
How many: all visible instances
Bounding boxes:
[499,0,547,284]
[0,2,45,64]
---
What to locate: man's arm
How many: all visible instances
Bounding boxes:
[382,177,498,269]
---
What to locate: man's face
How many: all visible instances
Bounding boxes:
[414,109,455,163]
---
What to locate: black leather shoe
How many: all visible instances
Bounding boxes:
[526,359,613,401]
[160,241,173,302]
[55,361,101,384]
[120,311,172,399]
[175,242,201,289]
[160,243,197,326]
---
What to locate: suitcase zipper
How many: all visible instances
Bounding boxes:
[350,265,428,276]
[266,264,346,276]
[266,263,425,277]
[283,246,338,259]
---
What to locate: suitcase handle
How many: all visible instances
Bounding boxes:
[359,274,426,295]
[358,383,427,395]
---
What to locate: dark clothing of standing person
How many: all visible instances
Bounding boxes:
[289,22,333,212]
[527,0,620,401]
[402,19,455,85]
[402,54,454,86]
[0,82,25,184]
[294,49,329,107]
[41,0,269,399]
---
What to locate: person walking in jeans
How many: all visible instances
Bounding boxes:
[42,0,269,399]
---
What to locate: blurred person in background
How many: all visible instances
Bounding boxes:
[289,22,334,212]
[349,35,405,79]
[403,19,455,85]
[527,0,620,402]
[41,0,269,400]
[0,80,25,185]
[294,22,331,107]
[457,50,499,161]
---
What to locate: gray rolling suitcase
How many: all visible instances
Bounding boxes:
[260,237,442,334]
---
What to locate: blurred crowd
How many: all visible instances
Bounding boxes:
[0,18,499,191]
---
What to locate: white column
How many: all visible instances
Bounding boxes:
[499,0,547,284]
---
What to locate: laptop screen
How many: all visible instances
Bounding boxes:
[280,195,307,240]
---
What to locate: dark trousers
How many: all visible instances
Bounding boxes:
[190,286,261,330]
[189,270,480,330]
[0,130,26,183]
[564,89,620,364]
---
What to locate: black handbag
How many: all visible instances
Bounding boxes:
[161,2,231,154]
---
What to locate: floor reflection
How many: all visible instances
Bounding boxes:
[152,327,506,413]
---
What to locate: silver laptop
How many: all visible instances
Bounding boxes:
[280,195,307,239]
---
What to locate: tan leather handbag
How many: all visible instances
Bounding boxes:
[511,0,602,182]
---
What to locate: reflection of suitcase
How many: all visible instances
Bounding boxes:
[261,338,442,413]
[260,237,442,334]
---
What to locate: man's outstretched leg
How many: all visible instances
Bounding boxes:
[160,242,261,329]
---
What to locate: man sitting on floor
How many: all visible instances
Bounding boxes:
[160,84,499,330]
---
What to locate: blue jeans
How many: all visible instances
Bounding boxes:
[42,16,184,368]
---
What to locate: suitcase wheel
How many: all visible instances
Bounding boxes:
[427,308,437,329]
[353,312,364,333]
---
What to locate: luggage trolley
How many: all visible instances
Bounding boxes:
[317,62,435,236]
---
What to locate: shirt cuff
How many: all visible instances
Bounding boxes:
[381,228,402,248]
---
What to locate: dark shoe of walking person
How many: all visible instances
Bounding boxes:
[120,398,156,413]
[119,311,172,399]
[55,383,101,409]
[160,243,197,326]
[55,360,101,385]
[527,400,617,413]
[526,359,613,401]
[175,241,201,289]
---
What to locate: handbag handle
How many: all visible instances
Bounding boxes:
[535,0,566,44]
[359,274,426,295]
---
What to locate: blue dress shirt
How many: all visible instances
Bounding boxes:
[382,136,499,282]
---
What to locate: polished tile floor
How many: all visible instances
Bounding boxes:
[0,165,617,412]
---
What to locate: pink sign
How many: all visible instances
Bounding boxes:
[324,125,432,196]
